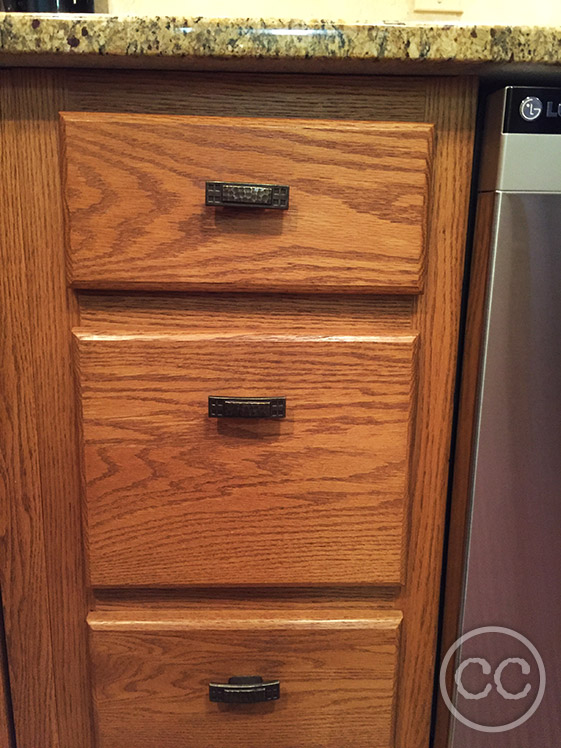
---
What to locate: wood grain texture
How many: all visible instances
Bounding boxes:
[75,331,418,587]
[93,586,400,611]
[88,608,402,748]
[66,71,430,122]
[61,113,433,293]
[78,292,415,334]
[433,193,496,748]
[0,74,59,746]
[0,69,95,748]
[393,77,477,748]
[0,594,14,748]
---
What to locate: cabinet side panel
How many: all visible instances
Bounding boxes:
[0,591,15,747]
[395,77,477,748]
[0,69,94,748]
[432,192,496,748]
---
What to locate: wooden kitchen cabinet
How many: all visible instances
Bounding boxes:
[0,69,476,748]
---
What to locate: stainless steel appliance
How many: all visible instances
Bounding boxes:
[448,87,561,747]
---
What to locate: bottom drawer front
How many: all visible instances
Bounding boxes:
[89,610,402,748]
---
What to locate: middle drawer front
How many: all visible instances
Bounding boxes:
[75,330,418,588]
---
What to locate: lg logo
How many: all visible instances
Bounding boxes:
[440,626,546,733]
[520,96,543,121]
[520,95,561,121]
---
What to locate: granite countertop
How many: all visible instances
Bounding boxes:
[1,13,561,71]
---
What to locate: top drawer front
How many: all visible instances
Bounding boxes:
[61,113,433,293]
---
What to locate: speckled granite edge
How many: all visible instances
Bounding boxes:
[1,13,561,66]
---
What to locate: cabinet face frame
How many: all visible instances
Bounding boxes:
[0,69,476,748]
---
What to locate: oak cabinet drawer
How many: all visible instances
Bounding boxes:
[61,113,433,293]
[89,609,402,748]
[75,330,417,587]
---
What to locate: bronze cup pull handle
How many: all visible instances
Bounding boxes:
[205,181,289,209]
[209,676,280,704]
[208,396,286,419]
